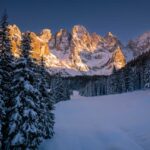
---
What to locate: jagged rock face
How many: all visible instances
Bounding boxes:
[8,24,126,76]
[7,25,52,61]
[55,29,71,51]
[91,33,104,48]
[48,25,126,75]
[113,46,126,69]
[30,29,52,60]
[79,31,126,74]
[8,24,21,58]
[127,32,150,60]
[72,25,93,52]
[49,29,72,65]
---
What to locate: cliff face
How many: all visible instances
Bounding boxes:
[8,24,21,58]
[29,29,51,60]
[8,24,126,76]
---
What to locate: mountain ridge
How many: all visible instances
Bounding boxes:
[8,24,126,76]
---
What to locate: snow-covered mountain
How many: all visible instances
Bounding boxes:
[8,24,126,76]
[126,31,150,61]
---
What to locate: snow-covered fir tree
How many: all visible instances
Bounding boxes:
[0,12,55,149]
[0,11,15,149]
[8,32,54,149]
[37,57,54,139]
[8,32,40,149]
[0,92,4,149]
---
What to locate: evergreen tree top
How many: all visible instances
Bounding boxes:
[0,10,8,29]
[21,33,31,60]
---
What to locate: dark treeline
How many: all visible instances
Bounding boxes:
[67,50,150,96]
[50,75,71,103]
[66,76,107,96]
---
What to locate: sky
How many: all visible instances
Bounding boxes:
[0,0,150,43]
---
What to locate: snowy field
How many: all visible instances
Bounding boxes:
[39,90,150,150]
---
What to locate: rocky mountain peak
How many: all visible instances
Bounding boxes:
[127,31,150,59]
[72,25,88,38]
[7,24,126,76]
[39,29,52,42]
[8,24,22,58]
[106,32,114,37]
[113,46,126,69]
[54,28,71,51]
[71,25,97,52]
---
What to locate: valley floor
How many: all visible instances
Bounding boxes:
[39,90,150,150]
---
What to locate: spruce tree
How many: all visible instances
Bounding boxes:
[0,93,4,149]
[38,57,54,139]
[8,33,43,149]
[8,33,55,149]
[0,11,15,149]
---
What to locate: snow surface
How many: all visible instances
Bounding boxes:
[39,90,150,150]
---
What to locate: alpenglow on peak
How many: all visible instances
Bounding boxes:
[8,24,126,76]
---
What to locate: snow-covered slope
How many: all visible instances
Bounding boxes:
[126,31,150,61]
[8,24,126,76]
[39,90,150,150]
